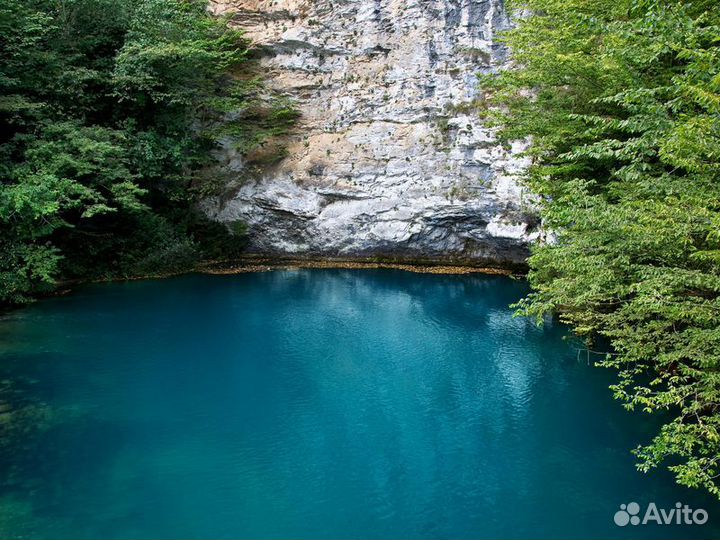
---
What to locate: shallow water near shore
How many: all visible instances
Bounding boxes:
[0,270,718,539]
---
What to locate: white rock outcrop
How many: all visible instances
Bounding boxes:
[205,0,537,266]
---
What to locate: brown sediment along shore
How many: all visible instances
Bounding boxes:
[198,255,521,276]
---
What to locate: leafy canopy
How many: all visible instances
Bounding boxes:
[0,0,296,303]
[483,0,720,497]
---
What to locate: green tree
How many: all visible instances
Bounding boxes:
[483,0,720,497]
[0,0,296,303]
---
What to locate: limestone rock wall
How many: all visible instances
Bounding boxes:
[205,0,536,266]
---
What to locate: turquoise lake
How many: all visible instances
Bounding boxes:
[0,269,718,539]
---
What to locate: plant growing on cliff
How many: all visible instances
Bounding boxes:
[482,0,720,497]
[0,0,295,303]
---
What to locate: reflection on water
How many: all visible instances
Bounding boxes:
[0,270,718,539]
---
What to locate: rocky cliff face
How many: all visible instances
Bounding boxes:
[205,0,536,266]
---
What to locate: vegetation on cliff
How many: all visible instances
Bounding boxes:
[484,0,720,497]
[0,0,296,304]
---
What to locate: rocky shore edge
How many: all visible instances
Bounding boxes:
[198,255,523,276]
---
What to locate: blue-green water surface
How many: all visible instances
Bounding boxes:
[0,270,718,539]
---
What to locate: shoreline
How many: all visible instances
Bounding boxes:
[197,255,523,277]
[1,255,526,310]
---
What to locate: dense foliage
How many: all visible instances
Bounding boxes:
[483,0,720,497]
[0,0,296,303]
